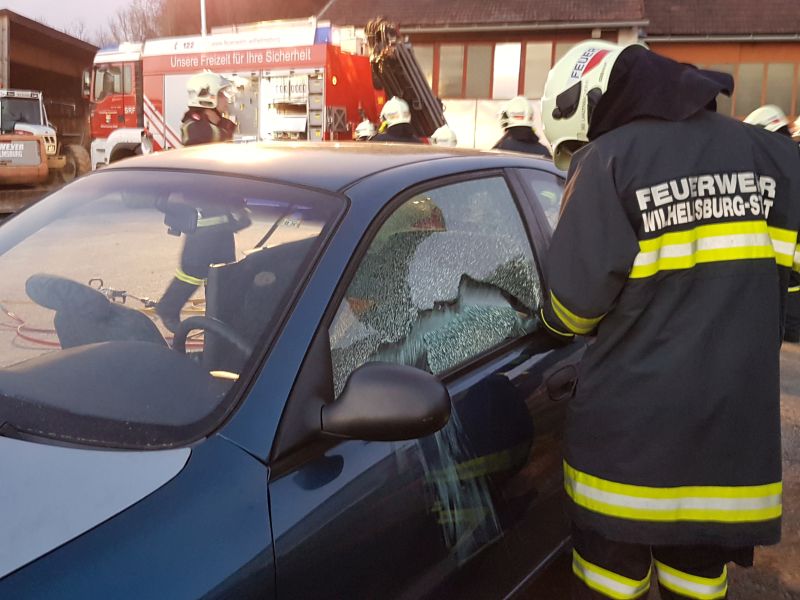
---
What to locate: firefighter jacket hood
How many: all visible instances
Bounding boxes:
[588,45,734,141]
[541,110,800,548]
[493,127,552,158]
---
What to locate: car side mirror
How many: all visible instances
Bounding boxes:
[82,69,92,100]
[321,362,451,441]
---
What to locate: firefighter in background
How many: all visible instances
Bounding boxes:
[370,96,422,143]
[155,71,250,333]
[539,41,799,599]
[354,118,377,141]
[180,71,237,145]
[493,95,551,157]
[745,104,800,343]
[431,124,458,147]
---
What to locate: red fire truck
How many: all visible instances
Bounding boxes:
[85,18,395,169]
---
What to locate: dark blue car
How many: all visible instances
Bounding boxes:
[0,143,581,598]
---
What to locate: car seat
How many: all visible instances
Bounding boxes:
[203,236,317,373]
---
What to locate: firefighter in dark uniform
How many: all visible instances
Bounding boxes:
[744,104,800,343]
[493,95,552,157]
[155,71,250,333]
[370,96,422,143]
[538,41,800,599]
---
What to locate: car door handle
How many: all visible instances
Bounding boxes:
[546,365,578,401]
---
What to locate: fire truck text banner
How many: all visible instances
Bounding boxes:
[144,46,327,74]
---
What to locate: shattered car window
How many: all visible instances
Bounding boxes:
[330,176,542,395]
[0,170,343,449]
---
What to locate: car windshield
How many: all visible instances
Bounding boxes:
[0,169,344,450]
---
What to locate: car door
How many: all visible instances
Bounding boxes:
[268,172,582,599]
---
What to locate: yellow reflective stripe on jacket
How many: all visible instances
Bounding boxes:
[538,307,575,339]
[564,461,782,523]
[789,286,800,293]
[794,243,800,272]
[630,221,789,279]
[175,268,205,286]
[768,226,797,267]
[197,215,229,228]
[655,562,727,600]
[572,550,650,599]
[550,291,604,335]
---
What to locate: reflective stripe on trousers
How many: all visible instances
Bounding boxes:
[573,550,728,599]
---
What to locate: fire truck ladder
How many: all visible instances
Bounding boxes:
[365,18,446,138]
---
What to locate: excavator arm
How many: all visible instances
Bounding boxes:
[365,18,446,138]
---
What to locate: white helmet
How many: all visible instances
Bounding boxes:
[499,96,535,129]
[380,96,411,127]
[187,71,234,110]
[744,104,790,133]
[431,125,457,147]
[542,40,629,170]
[354,119,376,140]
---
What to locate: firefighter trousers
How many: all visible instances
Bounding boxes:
[571,525,753,599]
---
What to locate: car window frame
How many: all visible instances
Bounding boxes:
[323,168,551,387]
[506,167,566,287]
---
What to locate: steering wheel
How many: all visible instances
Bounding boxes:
[172,315,254,356]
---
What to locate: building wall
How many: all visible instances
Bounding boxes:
[407,29,621,102]
[404,28,627,148]
[650,42,800,119]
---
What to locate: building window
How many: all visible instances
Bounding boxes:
[735,63,764,117]
[524,42,552,99]
[554,42,575,62]
[465,45,492,98]
[706,63,735,117]
[440,44,465,97]
[492,42,521,99]
[765,63,795,117]
[413,45,434,89]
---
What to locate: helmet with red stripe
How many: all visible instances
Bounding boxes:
[744,105,790,134]
[541,40,629,170]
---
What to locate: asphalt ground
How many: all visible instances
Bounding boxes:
[522,343,800,600]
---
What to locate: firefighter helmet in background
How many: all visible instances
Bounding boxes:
[354,119,377,140]
[542,40,628,170]
[431,125,458,147]
[187,71,235,110]
[744,104,790,133]
[498,96,535,130]
[380,96,412,127]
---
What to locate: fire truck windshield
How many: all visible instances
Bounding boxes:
[92,64,133,102]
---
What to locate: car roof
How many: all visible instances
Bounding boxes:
[104,142,561,193]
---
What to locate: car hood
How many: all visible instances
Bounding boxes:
[0,436,190,579]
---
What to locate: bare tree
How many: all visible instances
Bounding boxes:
[62,20,91,42]
[106,0,167,43]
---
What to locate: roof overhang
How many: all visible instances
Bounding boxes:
[646,34,800,43]
[395,20,648,34]
[0,9,97,54]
